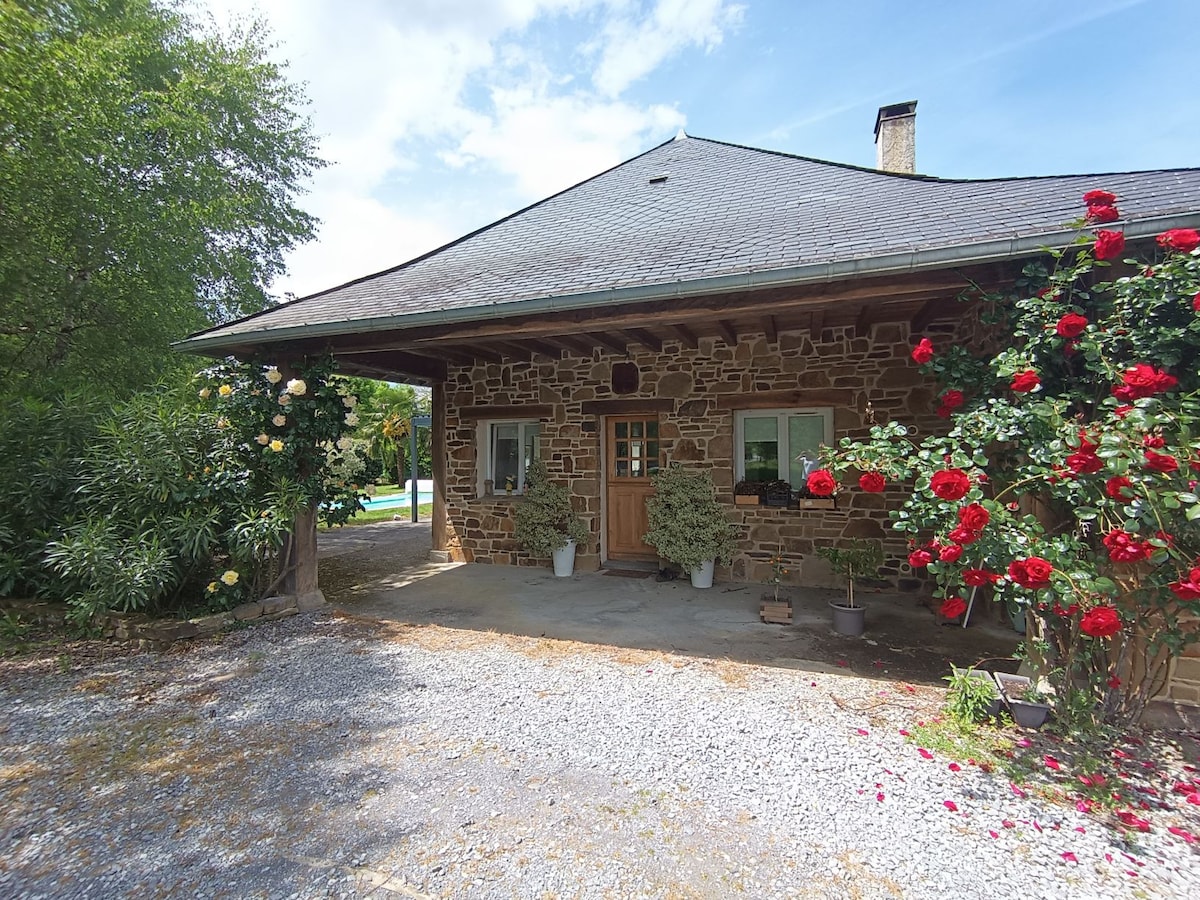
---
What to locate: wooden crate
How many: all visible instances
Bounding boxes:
[759,600,793,624]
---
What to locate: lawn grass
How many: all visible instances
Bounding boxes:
[322,502,434,529]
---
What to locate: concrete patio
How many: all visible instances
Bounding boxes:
[318,521,1021,685]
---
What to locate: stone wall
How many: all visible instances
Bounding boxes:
[442,314,988,592]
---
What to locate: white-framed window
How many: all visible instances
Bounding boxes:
[479,420,541,494]
[734,408,833,489]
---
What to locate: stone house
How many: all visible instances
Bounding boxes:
[182,103,1200,595]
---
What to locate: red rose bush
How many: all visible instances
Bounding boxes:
[818,191,1200,725]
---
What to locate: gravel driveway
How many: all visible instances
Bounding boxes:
[3,608,1199,898]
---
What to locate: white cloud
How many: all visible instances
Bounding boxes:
[591,0,746,96]
[194,0,742,298]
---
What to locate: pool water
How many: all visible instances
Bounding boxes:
[360,491,434,511]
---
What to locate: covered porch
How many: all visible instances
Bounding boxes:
[319,521,1021,685]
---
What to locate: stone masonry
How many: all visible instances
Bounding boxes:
[441,313,989,593]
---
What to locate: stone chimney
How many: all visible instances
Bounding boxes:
[874,101,917,174]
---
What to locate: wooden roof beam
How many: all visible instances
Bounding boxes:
[586,331,629,356]
[762,315,778,344]
[623,328,662,352]
[716,319,739,345]
[544,334,595,357]
[910,298,946,333]
[671,323,698,350]
[809,309,825,337]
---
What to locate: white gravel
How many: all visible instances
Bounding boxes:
[2,611,1198,899]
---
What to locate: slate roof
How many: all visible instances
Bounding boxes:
[182,135,1200,350]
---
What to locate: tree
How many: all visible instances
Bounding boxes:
[350,378,432,486]
[813,196,1200,726]
[0,0,322,397]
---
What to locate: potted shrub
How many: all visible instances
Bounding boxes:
[733,479,764,506]
[643,466,737,588]
[816,539,883,636]
[513,459,589,576]
[943,665,1001,722]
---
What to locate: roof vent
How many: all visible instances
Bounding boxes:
[874,100,917,174]
[674,128,688,141]
[649,172,669,184]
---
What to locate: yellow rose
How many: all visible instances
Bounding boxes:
[218,384,232,397]
[336,436,352,450]
[265,367,282,384]
[269,439,284,452]
[272,414,287,427]
[344,412,359,426]
[216,417,229,428]
[343,395,357,408]
[255,433,269,445]
[206,581,218,593]
[285,378,307,396]
[198,387,211,399]
[220,570,239,586]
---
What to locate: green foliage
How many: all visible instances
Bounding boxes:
[513,459,588,557]
[821,206,1200,725]
[643,466,737,572]
[943,667,1000,725]
[349,379,432,486]
[816,539,883,608]
[0,0,322,397]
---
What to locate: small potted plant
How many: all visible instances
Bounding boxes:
[993,672,1052,729]
[943,665,1001,722]
[513,459,589,576]
[816,539,883,636]
[733,479,764,507]
[643,466,738,588]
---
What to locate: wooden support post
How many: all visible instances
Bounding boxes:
[431,381,449,558]
[284,503,325,610]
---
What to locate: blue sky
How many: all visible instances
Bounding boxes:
[200,0,1199,300]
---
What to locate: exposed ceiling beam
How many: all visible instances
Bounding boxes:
[489,341,533,362]
[716,319,739,345]
[522,338,564,360]
[545,334,596,357]
[809,309,825,337]
[910,298,945,333]
[763,315,778,344]
[586,331,629,356]
[855,305,881,338]
[671,323,698,350]
[336,349,447,383]
[623,328,663,352]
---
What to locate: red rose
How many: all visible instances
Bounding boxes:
[1010,370,1040,393]
[930,468,971,501]
[940,390,964,410]
[1105,476,1134,499]
[1113,405,1134,418]
[1080,606,1122,639]
[958,502,989,531]
[1143,434,1165,449]
[940,597,968,619]
[1144,450,1179,473]
[806,469,837,496]
[1193,292,1200,313]
[948,525,980,546]
[1157,228,1200,254]
[858,472,886,493]
[1065,449,1103,475]
[908,548,933,568]
[939,543,964,563]
[1094,230,1125,261]
[911,337,934,364]
[1118,363,1177,400]
[1055,313,1088,338]
[1009,556,1053,590]
[962,568,1000,587]
[1085,205,1120,224]
[1103,529,1152,564]
[1170,566,1200,600]
[1107,675,1121,689]
[1083,190,1117,207]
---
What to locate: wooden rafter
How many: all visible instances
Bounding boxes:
[586,331,628,356]
[716,319,739,345]
[910,298,944,333]
[671,323,698,349]
[763,315,778,343]
[624,328,663,352]
[544,334,596,357]
[809,309,825,337]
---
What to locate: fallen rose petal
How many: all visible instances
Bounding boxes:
[1168,826,1195,843]
[1074,826,1087,833]
[918,748,934,760]
[876,792,885,802]
[948,763,961,772]
[1010,783,1027,798]
[943,800,958,812]
[1105,853,1113,863]
[898,729,910,737]
[836,659,848,667]
[1002,819,1016,829]
[1016,738,1032,748]
[1033,820,1042,832]
[1044,755,1061,771]
[1061,852,1078,864]
[1187,793,1200,805]
[988,830,999,838]
[1116,811,1151,832]
[856,728,869,736]
[1076,800,1094,813]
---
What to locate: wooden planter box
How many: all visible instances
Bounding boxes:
[734,494,761,506]
[759,597,793,624]
[796,497,836,510]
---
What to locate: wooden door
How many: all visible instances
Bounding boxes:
[605,416,660,561]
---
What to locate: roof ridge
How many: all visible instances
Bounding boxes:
[683,134,1200,185]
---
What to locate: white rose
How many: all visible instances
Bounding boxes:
[198,387,211,399]
[285,378,307,396]
[265,367,282,384]
[255,433,269,445]
[272,414,286,427]
[336,436,352,450]
[343,395,357,408]
[278,394,291,406]
[344,412,359,426]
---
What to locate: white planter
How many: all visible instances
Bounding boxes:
[690,559,715,588]
[551,539,577,577]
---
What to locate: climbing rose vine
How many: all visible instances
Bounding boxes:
[818,193,1200,726]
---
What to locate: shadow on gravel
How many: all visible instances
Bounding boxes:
[319,521,1019,686]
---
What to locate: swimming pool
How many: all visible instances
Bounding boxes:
[359,491,434,511]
